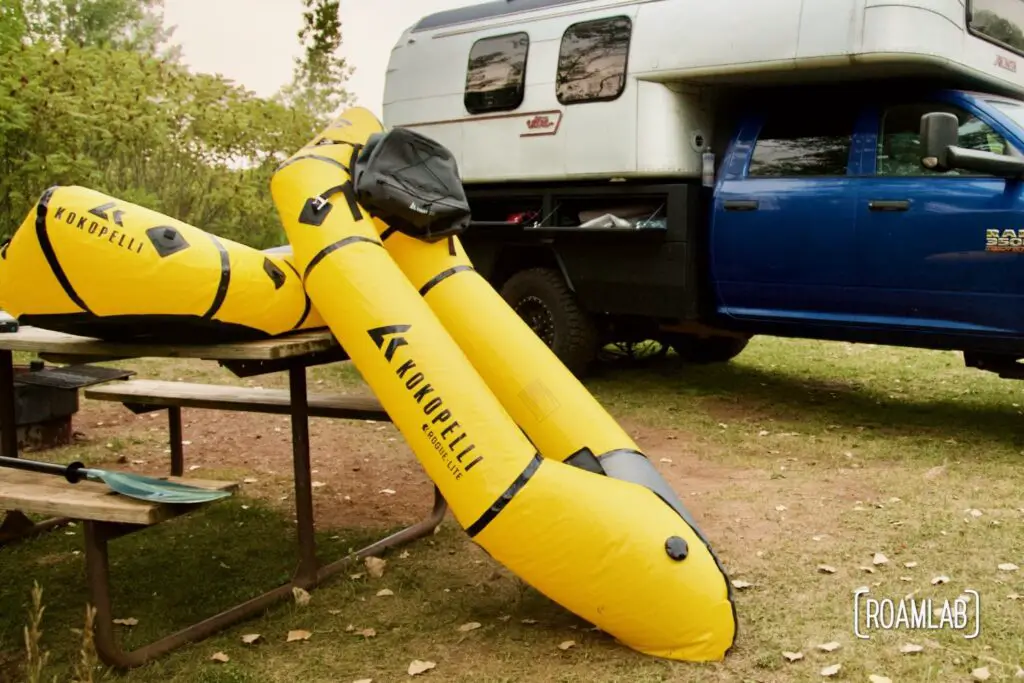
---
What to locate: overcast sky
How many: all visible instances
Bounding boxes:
[161,0,485,115]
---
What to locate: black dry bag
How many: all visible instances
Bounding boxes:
[352,127,471,243]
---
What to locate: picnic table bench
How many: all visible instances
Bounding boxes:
[0,324,447,669]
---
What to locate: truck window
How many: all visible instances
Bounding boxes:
[747,113,855,177]
[877,103,1012,176]
[968,0,1024,56]
[465,32,529,115]
[556,16,631,105]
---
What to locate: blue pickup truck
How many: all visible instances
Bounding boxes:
[383,0,1024,377]
[446,83,1024,377]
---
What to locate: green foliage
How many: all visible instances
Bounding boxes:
[0,0,352,248]
[276,0,354,120]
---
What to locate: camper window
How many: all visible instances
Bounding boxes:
[465,32,529,115]
[556,16,631,105]
[968,0,1024,57]
[747,111,855,178]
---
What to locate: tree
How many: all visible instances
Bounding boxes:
[16,0,179,57]
[276,0,354,123]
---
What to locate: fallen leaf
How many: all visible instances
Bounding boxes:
[904,561,918,568]
[1008,593,1021,600]
[287,630,312,642]
[972,666,991,681]
[312,481,327,488]
[558,640,575,650]
[113,618,138,627]
[812,535,825,541]
[731,579,754,589]
[932,575,950,585]
[498,615,511,622]
[818,565,837,574]
[408,660,436,676]
[775,505,787,512]
[900,643,924,654]
[211,652,229,663]
[860,566,877,574]
[243,477,258,484]
[353,679,373,683]
[355,628,376,638]
[782,651,804,662]
[328,609,343,615]
[659,457,673,464]
[817,641,841,652]
[521,619,538,625]
[399,551,411,559]
[345,624,355,632]
[365,556,387,578]
[820,663,841,677]
[998,563,1020,572]
[292,587,311,606]
[241,633,261,644]
[924,465,946,479]
[350,573,365,580]
[869,676,892,683]
[458,622,482,633]
[376,588,394,597]
[380,488,397,496]
[188,465,201,471]
[873,553,889,566]
[967,508,983,518]
[1015,667,1024,678]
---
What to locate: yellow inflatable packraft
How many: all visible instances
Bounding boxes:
[269,107,737,662]
[0,185,324,342]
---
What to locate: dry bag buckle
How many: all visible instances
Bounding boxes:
[311,195,329,212]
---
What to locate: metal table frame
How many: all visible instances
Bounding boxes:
[0,327,448,669]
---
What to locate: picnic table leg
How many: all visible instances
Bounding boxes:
[0,349,69,544]
[289,364,319,585]
[315,484,448,584]
[83,520,306,669]
[168,406,184,476]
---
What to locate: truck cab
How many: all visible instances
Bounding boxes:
[383,0,1024,379]
[711,86,1024,368]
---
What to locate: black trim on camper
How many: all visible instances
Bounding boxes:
[465,31,531,115]
[556,15,632,105]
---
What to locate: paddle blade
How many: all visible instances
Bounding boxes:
[91,470,232,504]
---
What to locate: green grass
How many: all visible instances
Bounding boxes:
[3,336,1024,682]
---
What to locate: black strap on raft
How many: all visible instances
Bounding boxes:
[298,182,363,227]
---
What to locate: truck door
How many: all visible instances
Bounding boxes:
[711,106,861,323]
[853,98,1024,336]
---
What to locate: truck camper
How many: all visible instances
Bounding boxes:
[383,0,1024,379]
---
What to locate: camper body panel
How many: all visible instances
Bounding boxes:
[383,0,1024,185]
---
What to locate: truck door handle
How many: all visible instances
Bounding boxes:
[868,200,910,212]
[723,200,759,211]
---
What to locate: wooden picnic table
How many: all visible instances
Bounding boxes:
[0,324,447,669]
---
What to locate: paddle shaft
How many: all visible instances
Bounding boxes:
[0,455,89,483]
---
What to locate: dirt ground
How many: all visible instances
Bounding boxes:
[69,392,882,567]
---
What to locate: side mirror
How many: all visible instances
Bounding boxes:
[918,111,1024,179]
[919,112,959,172]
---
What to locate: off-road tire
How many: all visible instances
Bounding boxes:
[664,333,750,364]
[500,267,599,376]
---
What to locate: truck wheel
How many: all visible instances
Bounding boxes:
[500,267,599,376]
[664,333,750,364]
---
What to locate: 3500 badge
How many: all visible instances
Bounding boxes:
[986,229,1024,252]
